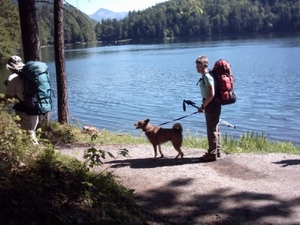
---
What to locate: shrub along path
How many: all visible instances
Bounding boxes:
[57,143,300,225]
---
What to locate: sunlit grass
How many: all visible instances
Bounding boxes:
[222,132,300,155]
[44,122,300,155]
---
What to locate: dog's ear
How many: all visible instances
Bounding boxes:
[145,119,150,124]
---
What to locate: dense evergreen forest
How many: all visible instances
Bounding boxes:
[1,0,300,61]
[98,0,300,41]
[0,0,97,61]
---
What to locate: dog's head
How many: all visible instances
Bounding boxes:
[134,119,150,131]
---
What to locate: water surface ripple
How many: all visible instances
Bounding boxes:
[42,35,300,146]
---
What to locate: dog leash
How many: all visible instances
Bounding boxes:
[158,111,198,126]
[158,111,236,128]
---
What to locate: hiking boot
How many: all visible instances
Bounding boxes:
[200,154,217,162]
[204,152,221,158]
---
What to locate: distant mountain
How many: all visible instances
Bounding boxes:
[89,8,127,21]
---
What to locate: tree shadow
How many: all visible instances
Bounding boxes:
[136,177,300,225]
[272,159,300,167]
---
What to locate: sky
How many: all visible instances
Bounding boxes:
[65,0,169,15]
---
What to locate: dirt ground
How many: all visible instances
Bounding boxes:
[56,143,300,225]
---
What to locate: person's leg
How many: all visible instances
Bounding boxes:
[216,122,221,157]
[201,102,221,161]
[16,111,39,145]
[205,103,221,154]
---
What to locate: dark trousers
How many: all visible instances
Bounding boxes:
[204,101,221,155]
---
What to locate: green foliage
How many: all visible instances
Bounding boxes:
[183,130,208,148]
[0,107,145,225]
[0,0,97,58]
[182,130,300,155]
[0,0,22,61]
[221,132,300,155]
[0,104,39,176]
[36,2,97,45]
[99,0,300,41]
[84,146,129,169]
[41,122,78,144]
[69,124,300,156]
[85,128,148,145]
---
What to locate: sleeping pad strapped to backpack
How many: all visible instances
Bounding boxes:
[14,61,52,115]
[210,59,236,105]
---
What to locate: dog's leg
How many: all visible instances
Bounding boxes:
[158,145,164,158]
[174,146,184,159]
[152,144,158,158]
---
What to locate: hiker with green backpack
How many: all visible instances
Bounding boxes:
[3,55,39,145]
[3,55,52,145]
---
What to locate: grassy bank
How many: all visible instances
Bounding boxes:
[53,124,299,155]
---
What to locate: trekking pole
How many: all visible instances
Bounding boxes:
[183,99,236,128]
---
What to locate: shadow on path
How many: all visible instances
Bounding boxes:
[273,159,300,167]
[137,177,300,225]
[105,157,200,169]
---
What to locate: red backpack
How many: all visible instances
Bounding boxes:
[210,59,236,105]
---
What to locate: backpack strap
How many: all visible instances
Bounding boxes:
[196,78,202,86]
[197,71,213,86]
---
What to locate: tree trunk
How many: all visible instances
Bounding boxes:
[18,0,41,61]
[18,0,50,124]
[54,0,69,124]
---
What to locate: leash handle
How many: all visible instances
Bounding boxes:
[183,99,236,129]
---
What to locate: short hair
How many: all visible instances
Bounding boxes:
[195,55,209,67]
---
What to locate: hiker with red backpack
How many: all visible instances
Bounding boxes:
[195,55,236,162]
[195,55,221,162]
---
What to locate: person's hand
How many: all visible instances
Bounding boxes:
[198,105,205,113]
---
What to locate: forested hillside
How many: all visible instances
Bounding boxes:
[0,0,22,61]
[99,0,300,41]
[1,0,299,61]
[0,0,97,61]
[36,3,97,46]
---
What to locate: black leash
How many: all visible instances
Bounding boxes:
[183,99,236,128]
[158,111,198,126]
[157,99,236,128]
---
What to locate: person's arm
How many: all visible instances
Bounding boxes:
[198,74,215,112]
[203,85,214,107]
[4,74,19,103]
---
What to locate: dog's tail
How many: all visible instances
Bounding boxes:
[172,123,183,133]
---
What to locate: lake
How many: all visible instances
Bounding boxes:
[1,33,300,146]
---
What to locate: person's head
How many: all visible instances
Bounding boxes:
[195,55,209,74]
[6,55,25,72]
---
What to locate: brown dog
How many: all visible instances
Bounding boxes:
[134,119,184,159]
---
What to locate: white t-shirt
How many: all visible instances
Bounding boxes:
[5,73,25,102]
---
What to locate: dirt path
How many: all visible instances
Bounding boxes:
[56,144,300,225]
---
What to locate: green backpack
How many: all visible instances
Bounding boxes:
[15,61,52,115]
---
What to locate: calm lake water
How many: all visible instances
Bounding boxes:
[1,34,300,145]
